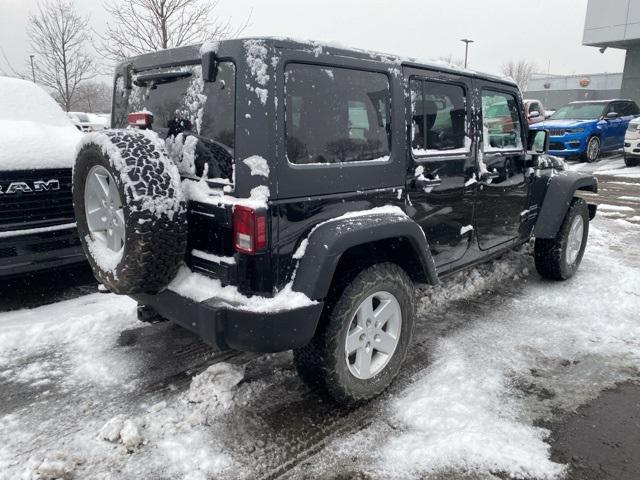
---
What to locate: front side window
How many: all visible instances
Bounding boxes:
[529,102,541,114]
[410,79,468,155]
[285,64,391,164]
[481,90,523,151]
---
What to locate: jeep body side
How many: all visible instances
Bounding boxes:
[74,38,596,403]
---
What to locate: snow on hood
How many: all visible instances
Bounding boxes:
[0,77,82,170]
[530,118,596,129]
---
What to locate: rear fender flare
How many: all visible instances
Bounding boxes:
[292,214,438,300]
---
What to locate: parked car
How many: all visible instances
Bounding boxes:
[0,77,86,277]
[530,99,640,162]
[523,99,548,125]
[623,117,640,166]
[67,111,108,132]
[72,39,597,404]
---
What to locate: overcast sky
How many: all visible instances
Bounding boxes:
[0,0,626,82]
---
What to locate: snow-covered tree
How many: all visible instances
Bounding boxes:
[501,59,537,91]
[27,0,95,112]
[100,0,249,61]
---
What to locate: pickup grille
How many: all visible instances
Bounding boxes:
[0,169,75,233]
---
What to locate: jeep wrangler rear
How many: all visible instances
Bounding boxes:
[73,38,597,404]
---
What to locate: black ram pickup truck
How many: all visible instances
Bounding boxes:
[0,77,86,277]
[72,38,597,404]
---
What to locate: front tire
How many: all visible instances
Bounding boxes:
[534,198,589,280]
[624,155,639,167]
[293,263,415,405]
[581,136,600,163]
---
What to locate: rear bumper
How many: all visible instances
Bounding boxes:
[133,290,325,353]
[0,226,86,277]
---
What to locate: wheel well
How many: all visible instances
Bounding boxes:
[329,237,427,296]
[575,184,598,219]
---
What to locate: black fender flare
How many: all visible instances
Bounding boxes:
[533,170,598,239]
[292,213,438,300]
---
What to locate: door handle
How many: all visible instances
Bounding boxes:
[414,177,442,189]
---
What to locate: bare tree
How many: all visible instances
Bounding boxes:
[501,59,537,91]
[101,0,249,61]
[438,53,464,68]
[27,0,94,111]
[71,81,112,112]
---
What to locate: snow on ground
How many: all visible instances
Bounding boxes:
[290,216,640,479]
[0,213,639,479]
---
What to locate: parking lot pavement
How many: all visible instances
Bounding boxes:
[0,157,638,479]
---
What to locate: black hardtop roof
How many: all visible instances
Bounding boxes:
[119,37,517,88]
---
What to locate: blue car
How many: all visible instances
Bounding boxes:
[530,99,640,162]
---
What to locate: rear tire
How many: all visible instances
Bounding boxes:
[294,263,415,405]
[73,130,188,295]
[624,155,639,167]
[581,136,600,163]
[534,198,589,281]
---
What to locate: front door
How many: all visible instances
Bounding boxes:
[404,68,476,268]
[474,85,530,250]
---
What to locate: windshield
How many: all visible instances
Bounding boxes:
[551,103,606,120]
[113,62,236,183]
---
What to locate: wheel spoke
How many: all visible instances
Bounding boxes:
[346,326,364,354]
[354,346,373,378]
[86,207,108,232]
[356,297,374,326]
[95,173,111,199]
[374,331,397,355]
[374,299,396,328]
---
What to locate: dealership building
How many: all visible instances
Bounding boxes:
[583,0,640,103]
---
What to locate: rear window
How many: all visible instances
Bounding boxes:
[113,62,236,182]
[285,64,391,165]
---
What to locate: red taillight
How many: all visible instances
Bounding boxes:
[233,206,267,254]
[128,112,153,129]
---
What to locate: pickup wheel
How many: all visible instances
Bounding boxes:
[534,198,589,280]
[293,263,415,405]
[581,136,600,163]
[73,130,188,295]
[624,155,639,167]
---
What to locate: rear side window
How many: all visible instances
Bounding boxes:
[285,64,391,164]
[481,90,523,151]
[410,79,468,155]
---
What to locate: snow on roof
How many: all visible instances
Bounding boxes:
[0,76,82,170]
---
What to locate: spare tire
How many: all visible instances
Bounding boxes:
[73,129,188,295]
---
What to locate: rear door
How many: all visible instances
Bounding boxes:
[403,67,476,267]
[474,82,530,250]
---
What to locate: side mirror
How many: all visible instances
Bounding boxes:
[528,111,541,119]
[605,112,619,120]
[202,51,218,83]
[527,129,549,154]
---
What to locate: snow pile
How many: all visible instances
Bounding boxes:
[245,39,270,105]
[96,363,242,479]
[166,132,199,176]
[168,266,316,312]
[378,223,640,479]
[0,294,138,387]
[181,176,270,209]
[0,76,82,170]
[243,155,270,177]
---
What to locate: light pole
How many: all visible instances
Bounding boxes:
[29,55,36,83]
[461,39,474,68]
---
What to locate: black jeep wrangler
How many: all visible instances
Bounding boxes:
[73,38,597,404]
